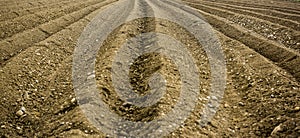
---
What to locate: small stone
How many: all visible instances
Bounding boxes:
[1,125,5,128]
[20,106,26,112]
[238,102,245,106]
[71,98,76,103]
[243,112,249,116]
[208,104,214,108]
[224,103,229,108]
[295,107,300,111]
[211,96,218,100]
[87,74,95,80]
[271,124,283,135]
[16,110,24,117]
[24,91,30,99]
[228,128,235,133]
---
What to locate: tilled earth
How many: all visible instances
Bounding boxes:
[0,0,300,137]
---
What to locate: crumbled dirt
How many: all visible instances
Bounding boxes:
[0,0,299,137]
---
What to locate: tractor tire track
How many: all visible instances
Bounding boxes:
[0,0,299,137]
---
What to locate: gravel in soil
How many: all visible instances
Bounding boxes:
[0,0,300,137]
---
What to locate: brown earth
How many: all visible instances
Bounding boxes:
[0,0,300,137]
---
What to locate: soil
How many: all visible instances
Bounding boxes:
[0,0,299,137]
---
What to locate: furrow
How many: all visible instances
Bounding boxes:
[0,0,71,12]
[0,4,113,136]
[186,1,300,31]
[194,8,300,82]
[217,0,300,15]
[0,0,80,22]
[185,1,300,53]
[197,0,300,23]
[0,0,116,67]
[0,0,106,40]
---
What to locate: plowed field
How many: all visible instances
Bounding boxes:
[0,0,299,137]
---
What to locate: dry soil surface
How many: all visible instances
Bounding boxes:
[0,0,299,137]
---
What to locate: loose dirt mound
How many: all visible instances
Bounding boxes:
[0,0,299,137]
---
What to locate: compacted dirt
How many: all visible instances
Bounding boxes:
[0,0,299,137]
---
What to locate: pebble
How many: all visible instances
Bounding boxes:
[238,102,245,106]
[87,74,95,80]
[24,91,30,99]
[228,128,235,133]
[16,107,26,117]
[224,103,229,108]
[243,112,249,116]
[295,107,300,111]
[1,125,5,128]
[71,98,76,103]
[211,96,218,100]
[271,124,283,135]
[16,110,24,117]
[20,106,26,112]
